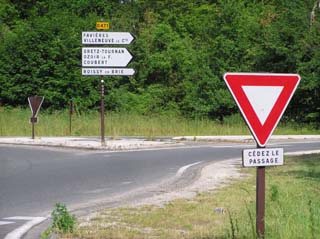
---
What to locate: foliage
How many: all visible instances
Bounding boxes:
[42,203,76,238]
[51,203,76,233]
[0,0,319,124]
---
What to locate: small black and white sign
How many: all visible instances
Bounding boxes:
[242,148,284,167]
[82,68,135,76]
[82,32,134,45]
[82,47,133,67]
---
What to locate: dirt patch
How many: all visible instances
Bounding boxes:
[130,158,243,207]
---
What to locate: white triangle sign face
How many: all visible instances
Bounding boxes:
[242,86,283,125]
[224,73,300,147]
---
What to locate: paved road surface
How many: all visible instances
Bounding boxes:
[0,140,319,238]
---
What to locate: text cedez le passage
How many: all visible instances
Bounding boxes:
[245,148,282,165]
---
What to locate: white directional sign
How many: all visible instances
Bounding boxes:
[82,47,133,67]
[82,68,135,76]
[242,148,284,167]
[82,32,134,45]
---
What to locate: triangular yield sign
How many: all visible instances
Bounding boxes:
[224,73,300,147]
[28,96,44,117]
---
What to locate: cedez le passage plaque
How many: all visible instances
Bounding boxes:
[242,148,284,167]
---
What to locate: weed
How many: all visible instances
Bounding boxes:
[51,203,76,233]
[41,203,76,239]
[244,200,256,239]
[270,184,279,202]
[308,200,316,239]
[227,209,236,239]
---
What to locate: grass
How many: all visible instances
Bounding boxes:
[0,107,319,137]
[61,154,320,239]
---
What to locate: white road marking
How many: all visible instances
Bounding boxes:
[176,161,203,177]
[3,216,47,239]
[121,181,133,185]
[0,221,15,226]
[210,145,250,148]
[82,187,111,194]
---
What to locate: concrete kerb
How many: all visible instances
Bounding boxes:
[173,135,320,143]
[0,135,319,151]
[0,137,179,151]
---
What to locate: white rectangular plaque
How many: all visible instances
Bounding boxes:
[242,148,284,167]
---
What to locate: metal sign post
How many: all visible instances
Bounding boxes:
[256,145,265,238]
[101,79,105,144]
[69,101,74,136]
[256,166,265,237]
[224,73,300,237]
[81,21,135,145]
[242,146,284,237]
[30,117,37,139]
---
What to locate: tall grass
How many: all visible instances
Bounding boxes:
[214,154,320,239]
[0,107,318,137]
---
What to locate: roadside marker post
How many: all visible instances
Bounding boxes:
[69,101,74,136]
[81,21,135,145]
[224,73,300,238]
[28,96,44,139]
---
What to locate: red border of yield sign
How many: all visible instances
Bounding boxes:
[224,73,300,147]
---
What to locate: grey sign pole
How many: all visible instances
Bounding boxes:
[101,78,105,145]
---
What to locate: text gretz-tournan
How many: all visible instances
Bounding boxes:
[83,48,125,54]
[82,48,126,65]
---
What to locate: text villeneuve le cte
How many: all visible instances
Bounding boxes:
[83,32,127,44]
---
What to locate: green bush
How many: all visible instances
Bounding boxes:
[42,203,76,238]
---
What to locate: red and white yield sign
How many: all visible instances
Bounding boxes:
[224,73,300,147]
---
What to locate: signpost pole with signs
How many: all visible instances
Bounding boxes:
[224,73,300,238]
[81,21,136,145]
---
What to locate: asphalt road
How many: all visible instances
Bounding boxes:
[0,140,319,238]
